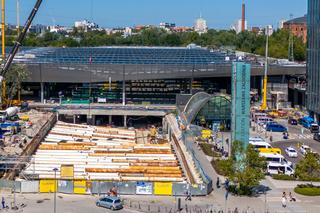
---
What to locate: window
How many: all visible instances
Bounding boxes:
[114,199,121,204]
[106,198,113,203]
[268,166,279,170]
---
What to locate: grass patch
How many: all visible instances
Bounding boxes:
[199,143,221,157]
[294,184,320,196]
[272,174,296,181]
[211,159,230,176]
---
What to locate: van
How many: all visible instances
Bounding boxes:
[267,162,294,176]
[258,148,282,155]
[259,153,292,167]
[257,117,273,125]
[249,141,272,149]
[249,137,265,143]
[252,112,267,122]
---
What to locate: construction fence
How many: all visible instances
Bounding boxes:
[0,180,209,197]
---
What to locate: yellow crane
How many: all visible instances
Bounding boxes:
[260,26,269,111]
[1,0,43,107]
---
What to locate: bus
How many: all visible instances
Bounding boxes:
[267,162,294,176]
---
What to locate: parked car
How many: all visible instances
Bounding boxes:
[313,133,320,142]
[265,123,287,132]
[285,147,298,158]
[300,145,312,155]
[288,117,298,125]
[96,196,123,210]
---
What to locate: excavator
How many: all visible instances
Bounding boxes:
[0,0,43,107]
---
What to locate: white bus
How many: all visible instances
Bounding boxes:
[267,162,295,176]
[259,153,293,167]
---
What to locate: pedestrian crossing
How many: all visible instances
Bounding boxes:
[288,133,314,140]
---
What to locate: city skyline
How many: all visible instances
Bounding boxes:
[3,0,306,29]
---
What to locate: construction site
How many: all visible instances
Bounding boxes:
[0,105,211,197]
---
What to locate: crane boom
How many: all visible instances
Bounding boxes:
[0,0,43,77]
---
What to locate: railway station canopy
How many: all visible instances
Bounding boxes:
[12,46,305,83]
[183,92,231,129]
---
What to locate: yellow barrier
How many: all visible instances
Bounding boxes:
[60,165,74,179]
[39,180,56,193]
[74,180,86,194]
[154,182,172,195]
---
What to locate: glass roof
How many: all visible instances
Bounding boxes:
[13,47,234,65]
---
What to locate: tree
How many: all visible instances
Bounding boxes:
[220,141,266,195]
[295,153,320,181]
[4,64,30,106]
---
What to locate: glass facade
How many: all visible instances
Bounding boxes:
[193,95,231,130]
[307,0,320,116]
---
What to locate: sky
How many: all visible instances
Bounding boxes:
[4,0,307,29]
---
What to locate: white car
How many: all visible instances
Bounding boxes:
[300,145,312,155]
[285,147,298,158]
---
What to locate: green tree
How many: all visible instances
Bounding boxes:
[220,141,266,195]
[4,64,30,106]
[295,153,320,180]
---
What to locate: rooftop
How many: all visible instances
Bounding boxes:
[284,15,307,25]
[14,46,232,65]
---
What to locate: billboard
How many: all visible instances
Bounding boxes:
[231,62,251,147]
[136,182,153,195]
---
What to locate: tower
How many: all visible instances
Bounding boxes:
[241,0,245,32]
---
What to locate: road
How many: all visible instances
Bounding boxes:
[276,119,314,140]
[273,139,320,165]
[4,193,137,213]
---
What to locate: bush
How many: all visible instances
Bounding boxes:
[199,143,221,157]
[294,184,320,196]
[272,174,296,181]
[228,184,253,196]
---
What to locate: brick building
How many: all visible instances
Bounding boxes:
[283,15,307,43]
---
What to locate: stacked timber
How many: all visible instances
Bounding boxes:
[23,122,184,182]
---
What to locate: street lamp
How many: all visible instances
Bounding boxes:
[53,168,58,213]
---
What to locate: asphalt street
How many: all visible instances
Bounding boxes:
[272,139,320,165]
[251,118,319,166]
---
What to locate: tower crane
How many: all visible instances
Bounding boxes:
[0,0,43,106]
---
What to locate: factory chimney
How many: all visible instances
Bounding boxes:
[241,0,245,32]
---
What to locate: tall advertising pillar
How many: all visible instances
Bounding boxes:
[231,62,251,148]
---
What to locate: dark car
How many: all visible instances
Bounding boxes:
[314,133,320,142]
[96,196,123,210]
[288,117,298,125]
